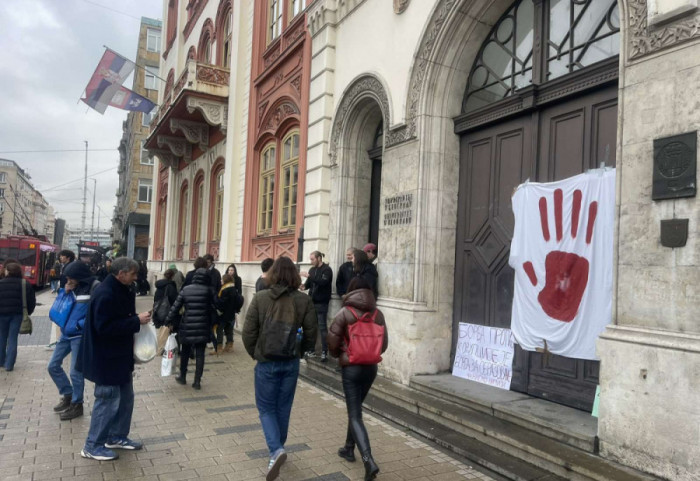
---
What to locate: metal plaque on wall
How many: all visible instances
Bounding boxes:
[652,131,697,200]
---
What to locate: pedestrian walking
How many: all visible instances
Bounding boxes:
[166,267,218,389]
[169,263,185,292]
[49,259,62,293]
[242,256,317,481]
[300,251,333,361]
[327,277,388,481]
[0,262,36,371]
[48,261,97,421]
[211,266,243,355]
[77,257,151,461]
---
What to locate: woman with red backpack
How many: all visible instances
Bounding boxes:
[327,277,389,481]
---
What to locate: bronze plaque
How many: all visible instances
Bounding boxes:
[660,219,688,248]
[652,132,697,200]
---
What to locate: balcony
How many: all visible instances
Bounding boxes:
[145,59,230,169]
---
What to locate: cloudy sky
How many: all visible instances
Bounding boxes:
[0,0,162,235]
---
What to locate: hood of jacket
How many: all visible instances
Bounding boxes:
[192,268,210,285]
[155,278,175,289]
[343,288,376,311]
[268,284,295,300]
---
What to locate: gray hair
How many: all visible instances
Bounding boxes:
[111,257,139,275]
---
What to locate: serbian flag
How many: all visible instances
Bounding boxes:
[81,48,135,114]
[110,86,156,113]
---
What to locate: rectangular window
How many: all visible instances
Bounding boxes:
[144,65,159,90]
[0,172,5,183]
[140,141,153,165]
[142,108,156,127]
[289,0,306,21]
[194,184,203,242]
[213,172,224,240]
[147,28,161,52]
[0,201,4,212]
[279,133,299,229]
[138,178,153,203]
[268,0,283,43]
[0,188,4,198]
[258,145,276,233]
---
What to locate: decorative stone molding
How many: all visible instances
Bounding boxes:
[148,148,180,169]
[170,119,210,150]
[290,75,302,97]
[627,0,700,60]
[196,64,230,86]
[393,0,410,14]
[183,0,210,40]
[329,75,391,164]
[157,136,193,162]
[186,97,228,131]
[261,101,300,133]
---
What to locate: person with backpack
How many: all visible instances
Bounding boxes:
[327,277,388,481]
[212,271,243,355]
[152,269,178,328]
[166,268,218,390]
[47,261,98,421]
[242,256,317,481]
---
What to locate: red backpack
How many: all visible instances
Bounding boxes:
[345,307,384,365]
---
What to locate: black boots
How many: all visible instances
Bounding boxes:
[337,445,356,462]
[53,394,71,412]
[175,374,187,385]
[192,379,201,390]
[60,403,83,421]
[362,454,379,481]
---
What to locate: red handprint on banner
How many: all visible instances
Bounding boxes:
[522,189,598,323]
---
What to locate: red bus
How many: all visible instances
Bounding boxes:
[0,235,59,287]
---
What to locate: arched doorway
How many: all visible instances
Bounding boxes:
[453,0,619,410]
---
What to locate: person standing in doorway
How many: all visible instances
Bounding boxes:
[78,257,151,461]
[335,247,356,297]
[363,243,378,265]
[242,257,317,481]
[301,251,333,361]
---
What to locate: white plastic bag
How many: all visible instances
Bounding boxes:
[161,333,178,377]
[134,322,157,363]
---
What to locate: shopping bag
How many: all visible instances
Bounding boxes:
[161,334,178,377]
[50,289,76,329]
[156,325,170,356]
[134,322,158,363]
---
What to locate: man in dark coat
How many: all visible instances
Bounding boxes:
[166,268,217,389]
[300,251,333,361]
[58,249,76,289]
[203,253,222,293]
[335,247,356,296]
[77,257,151,461]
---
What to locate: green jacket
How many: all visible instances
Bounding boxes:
[242,284,318,362]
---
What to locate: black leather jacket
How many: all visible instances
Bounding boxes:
[167,268,217,344]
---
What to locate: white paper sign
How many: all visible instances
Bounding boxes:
[452,322,515,390]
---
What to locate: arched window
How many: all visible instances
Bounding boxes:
[463,0,619,112]
[258,143,276,234]
[279,131,299,230]
[198,19,215,64]
[156,199,167,257]
[210,164,225,241]
[191,173,204,244]
[177,183,189,259]
[164,69,175,100]
[217,2,233,68]
[166,0,178,53]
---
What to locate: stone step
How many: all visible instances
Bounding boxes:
[301,359,659,481]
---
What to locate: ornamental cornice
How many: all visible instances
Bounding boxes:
[307,0,367,36]
[186,97,228,132]
[261,101,300,134]
[157,136,193,162]
[627,0,700,60]
[329,75,391,165]
[148,148,179,169]
[169,119,210,150]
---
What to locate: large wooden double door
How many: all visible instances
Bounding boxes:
[452,84,617,411]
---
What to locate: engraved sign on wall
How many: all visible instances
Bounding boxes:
[383,193,413,226]
[652,131,697,200]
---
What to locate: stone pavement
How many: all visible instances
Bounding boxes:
[0,289,499,481]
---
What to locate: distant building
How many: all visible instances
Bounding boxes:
[65,229,112,254]
[112,17,162,261]
[53,218,66,248]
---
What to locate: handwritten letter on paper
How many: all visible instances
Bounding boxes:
[452,323,515,390]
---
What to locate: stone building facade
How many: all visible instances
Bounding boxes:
[113,17,162,260]
[0,158,51,238]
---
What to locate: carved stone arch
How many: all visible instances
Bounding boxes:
[215,0,233,65]
[328,73,391,166]
[197,18,216,63]
[258,98,300,137]
[187,45,197,60]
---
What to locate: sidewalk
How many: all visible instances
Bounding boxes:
[0,289,497,481]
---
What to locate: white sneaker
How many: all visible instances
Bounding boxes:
[266,448,287,481]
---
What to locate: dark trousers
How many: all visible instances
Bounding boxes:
[179,343,206,381]
[341,364,378,456]
[314,303,329,353]
[216,316,234,345]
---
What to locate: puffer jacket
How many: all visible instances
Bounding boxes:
[0,277,36,316]
[242,284,318,362]
[167,268,216,344]
[327,288,388,366]
[63,278,99,339]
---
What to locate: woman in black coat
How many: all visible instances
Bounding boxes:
[166,268,217,389]
[213,272,243,354]
[0,262,36,371]
[352,249,378,298]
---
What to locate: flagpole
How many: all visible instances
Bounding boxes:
[82,141,88,243]
[103,45,168,83]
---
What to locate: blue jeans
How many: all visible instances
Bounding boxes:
[254,359,300,456]
[50,280,59,292]
[84,379,134,449]
[47,336,84,403]
[314,303,329,353]
[0,314,22,370]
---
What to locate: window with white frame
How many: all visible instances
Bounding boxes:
[144,65,159,90]
[289,0,306,21]
[0,188,4,198]
[268,0,283,43]
[142,108,156,127]
[138,178,153,203]
[140,141,153,165]
[147,28,161,52]
[0,172,5,183]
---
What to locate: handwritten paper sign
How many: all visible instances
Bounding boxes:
[452,322,515,390]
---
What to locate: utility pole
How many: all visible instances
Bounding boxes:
[81,140,88,241]
[90,178,96,241]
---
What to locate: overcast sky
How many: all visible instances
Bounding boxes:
[0,0,162,236]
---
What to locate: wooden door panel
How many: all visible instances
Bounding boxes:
[494,128,529,236]
[466,139,492,240]
[591,99,618,168]
[541,108,587,181]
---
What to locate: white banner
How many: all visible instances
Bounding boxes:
[509,169,615,360]
[452,323,515,390]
